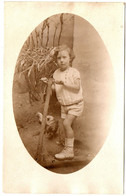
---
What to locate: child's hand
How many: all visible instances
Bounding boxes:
[51,84,55,91]
[40,77,48,83]
[54,80,64,85]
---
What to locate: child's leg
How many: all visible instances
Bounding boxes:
[63,114,76,138]
[55,114,76,160]
[55,102,83,160]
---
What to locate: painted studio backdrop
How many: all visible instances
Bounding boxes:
[13,13,115,174]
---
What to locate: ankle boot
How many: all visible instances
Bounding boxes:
[55,138,74,160]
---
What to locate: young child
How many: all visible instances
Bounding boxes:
[52,45,84,160]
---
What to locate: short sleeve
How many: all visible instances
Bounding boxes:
[72,68,80,81]
[53,71,55,79]
[53,69,58,80]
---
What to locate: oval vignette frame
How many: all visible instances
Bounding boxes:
[12,13,115,174]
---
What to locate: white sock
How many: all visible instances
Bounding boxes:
[65,138,74,148]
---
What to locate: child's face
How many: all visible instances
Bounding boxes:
[57,50,70,71]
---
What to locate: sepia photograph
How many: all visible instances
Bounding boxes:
[3,1,124,194]
[13,13,115,174]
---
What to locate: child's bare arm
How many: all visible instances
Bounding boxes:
[64,78,80,91]
[54,78,80,91]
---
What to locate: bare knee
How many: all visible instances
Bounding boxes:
[63,119,71,129]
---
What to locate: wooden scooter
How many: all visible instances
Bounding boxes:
[35,78,53,164]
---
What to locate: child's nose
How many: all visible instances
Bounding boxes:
[60,58,64,62]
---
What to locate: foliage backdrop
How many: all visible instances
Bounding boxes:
[13,13,74,104]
